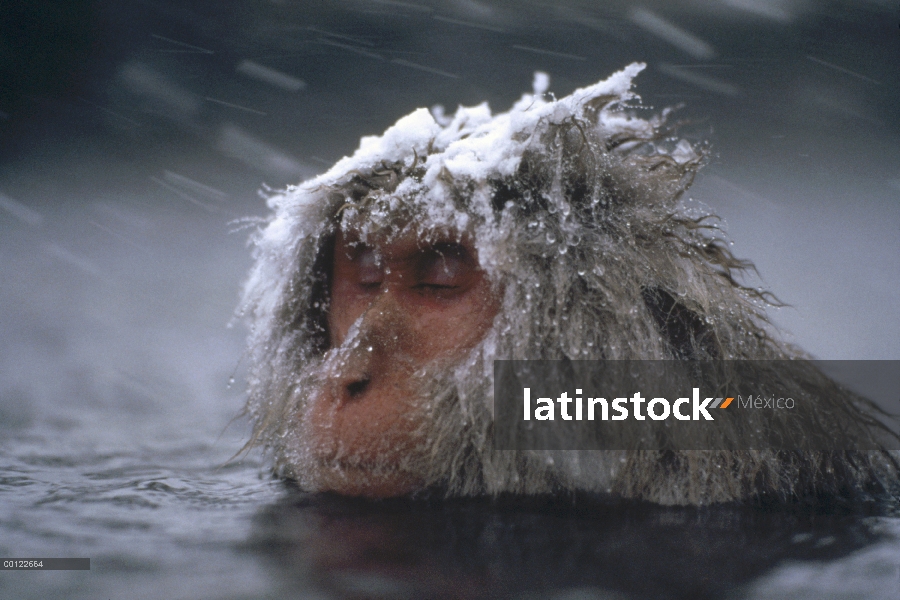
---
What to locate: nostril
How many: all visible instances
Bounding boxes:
[346,376,371,399]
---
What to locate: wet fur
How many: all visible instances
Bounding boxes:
[240,80,898,505]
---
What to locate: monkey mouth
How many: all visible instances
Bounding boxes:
[314,456,388,473]
[310,456,424,497]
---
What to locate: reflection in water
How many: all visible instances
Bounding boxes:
[247,487,891,599]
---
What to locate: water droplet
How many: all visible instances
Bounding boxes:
[545,232,556,244]
[367,346,373,352]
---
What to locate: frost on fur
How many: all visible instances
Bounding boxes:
[238,64,897,504]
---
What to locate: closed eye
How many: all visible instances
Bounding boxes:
[414,283,458,290]
[415,243,473,290]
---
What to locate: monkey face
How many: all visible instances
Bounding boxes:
[299,227,500,497]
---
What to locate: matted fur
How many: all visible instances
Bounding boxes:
[238,65,897,504]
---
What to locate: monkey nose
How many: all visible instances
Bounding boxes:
[345,374,371,399]
[321,349,374,406]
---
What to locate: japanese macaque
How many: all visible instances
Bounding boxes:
[239,64,897,504]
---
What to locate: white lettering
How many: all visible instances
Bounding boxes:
[612,397,628,420]
[692,387,714,420]
[631,392,646,421]
[588,397,609,421]
[557,392,573,420]
[535,397,554,420]
[647,398,670,420]
[674,397,690,420]
[524,388,531,421]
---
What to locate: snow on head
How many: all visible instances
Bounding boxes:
[279,63,654,204]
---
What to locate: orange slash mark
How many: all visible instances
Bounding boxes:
[720,397,734,409]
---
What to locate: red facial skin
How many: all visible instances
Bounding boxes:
[304,228,499,497]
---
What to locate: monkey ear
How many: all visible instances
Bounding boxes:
[641,287,718,360]
[281,232,334,355]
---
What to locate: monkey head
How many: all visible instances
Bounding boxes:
[239,64,897,503]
